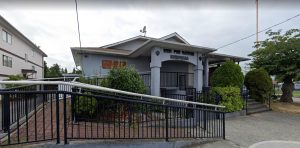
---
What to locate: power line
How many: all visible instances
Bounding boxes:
[217,13,300,50]
[75,0,82,48]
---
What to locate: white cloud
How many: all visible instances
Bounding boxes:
[0,0,299,72]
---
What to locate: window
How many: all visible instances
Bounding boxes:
[163,49,172,53]
[32,66,35,70]
[2,30,12,44]
[32,49,35,57]
[25,54,28,62]
[182,51,194,56]
[3,55,12,67]
[174,50,181,54]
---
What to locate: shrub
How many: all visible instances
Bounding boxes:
[101,67,146,94]
[74,93,98,117]
[211,60,244,88]
[244,68,273,102]
[212,87,243,112]
[5,74,25,88]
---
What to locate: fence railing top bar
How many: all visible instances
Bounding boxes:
[0,80,225,108]
[27,77,79,81]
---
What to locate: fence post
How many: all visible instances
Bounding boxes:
[2,94,10,144]
[56,92,60,144]
[71,88,78,123]
[269,94,271,111]
[63,93,68,144]
[245,90,248,115]
[165,106,169,142]
[222,112,225,139]
[203,110,207,130]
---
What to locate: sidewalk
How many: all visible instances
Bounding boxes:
[193,111,300,148]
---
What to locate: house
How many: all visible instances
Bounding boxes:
[71,32,249,96]
[0,15,47,81]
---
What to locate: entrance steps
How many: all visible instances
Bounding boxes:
[247,99,270,114]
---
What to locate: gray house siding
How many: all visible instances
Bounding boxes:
[161,61,189,73]
[81,54,151,77]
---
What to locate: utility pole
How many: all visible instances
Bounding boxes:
[256,0,259,44]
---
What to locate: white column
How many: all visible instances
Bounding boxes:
[203,57,209,87]
[150,47,162,96]
[194,53,203,92]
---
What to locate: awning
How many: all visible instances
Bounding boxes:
[21,69,37,74]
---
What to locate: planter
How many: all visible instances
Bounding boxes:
[225,110,246,118]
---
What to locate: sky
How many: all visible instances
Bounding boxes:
[0,0,299,72]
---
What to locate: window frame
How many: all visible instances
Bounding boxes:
[182,51,194,56]
[174,50,181,54]
[3,55,12,68]
[2,30,12,44]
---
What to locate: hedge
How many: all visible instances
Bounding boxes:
[212,87,244,112]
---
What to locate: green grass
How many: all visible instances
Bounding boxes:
[275,89,300,98]
[294,90,300,98]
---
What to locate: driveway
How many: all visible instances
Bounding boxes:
[195,111,300,148]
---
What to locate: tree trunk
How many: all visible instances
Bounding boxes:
[280,76,294,102]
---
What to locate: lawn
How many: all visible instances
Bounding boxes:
[275,89,300,98]
[294,90,300,98]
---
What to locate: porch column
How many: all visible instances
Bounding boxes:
[203,57,209,87]
[194,53,204,92]
[150,47,162,96]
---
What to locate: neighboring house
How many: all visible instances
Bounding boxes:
[71,32,249,96]
[0,15,47,81]
[296,82,300,90]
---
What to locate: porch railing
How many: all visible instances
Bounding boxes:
[0,80,225,146]
[140,72,194,90]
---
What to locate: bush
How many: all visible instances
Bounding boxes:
[212,87,243,112]
[211,60,244,88]
[74,94,98,117]
[5,74,25,88]
[101,67,146,94]
[244,68,273,102]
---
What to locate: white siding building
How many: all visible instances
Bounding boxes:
[71,32,249,96]
[0,15,47,81]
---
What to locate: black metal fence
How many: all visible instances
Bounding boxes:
[140,72,194,91]
[163,88,218,105]
[0,84,225,146]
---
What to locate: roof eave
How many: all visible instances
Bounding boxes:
[0,15,47,57]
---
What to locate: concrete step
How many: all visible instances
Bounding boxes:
[247,101,261,106]
[247,106,270,114]
[246,99,270,114]
[247,99,256,103]
[247,103,266,110]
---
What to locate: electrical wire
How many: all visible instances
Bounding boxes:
[217,13,300,49]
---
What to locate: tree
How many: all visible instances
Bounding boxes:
[211,60,244,88]
[47,64,63,78]
[44,61,48,78]
[72,68,82,74]
[244,68,273,102]
[249,29,300,102]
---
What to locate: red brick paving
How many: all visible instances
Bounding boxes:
[1,99,216,145]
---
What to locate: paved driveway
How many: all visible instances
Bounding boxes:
[196,111,300,148]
